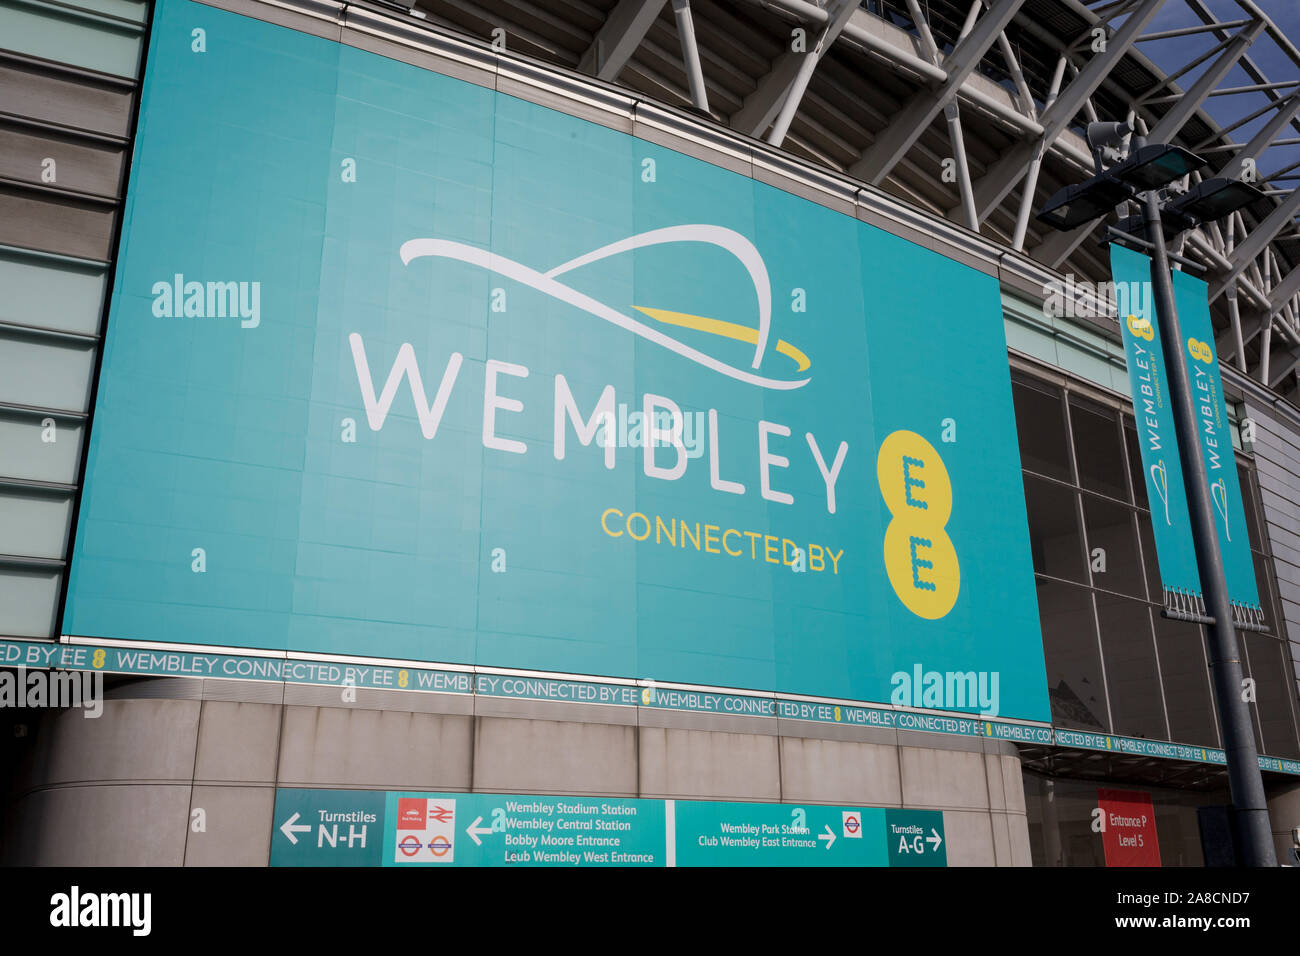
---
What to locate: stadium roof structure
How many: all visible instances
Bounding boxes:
[363,0,1300,401]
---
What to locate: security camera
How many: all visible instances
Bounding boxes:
[1086,121,1133,149]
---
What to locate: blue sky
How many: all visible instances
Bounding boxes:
[1119,0,1300,182]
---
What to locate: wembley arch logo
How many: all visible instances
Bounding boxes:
[398,225,811,390]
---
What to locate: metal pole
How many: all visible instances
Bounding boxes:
[1139,185,1277,867]
[670,0,709,113]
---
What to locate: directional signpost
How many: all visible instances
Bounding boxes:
[884,809,948,867]
[271,789,946,867]
[383,793,667,867]
[270,789,385,867]
[672,800,892,866]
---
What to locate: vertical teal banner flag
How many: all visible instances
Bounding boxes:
[1109,244,1203,613]
[1109,244,1263,628]
[1170,269,1263,626]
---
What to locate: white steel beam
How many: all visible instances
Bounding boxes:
[735,0,857,142]
[962,0,1167,222]
[1267,263,1300,315]
[670,0,708,112]
[1210,187,1300,300]
[850,0,1026,185]
[578,0,667,81]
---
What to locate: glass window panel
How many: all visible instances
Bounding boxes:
[1022,773,1107,867]
[1124,420,1150,511]
[1070,397,1128,501]
[1135,509,1164,604]
[1153,614,1219,747]
[1023,475,1087,583]
[0,491,72,559]
[1152,799,1207,867]
[1095,593,1168,739]
[1251,551,1275,633]
[1037,578,1109,731]
[1232,638,1268,755]
[0,4,144,78]
[1081,493,1146,598]
[0,251,107,335]
[0,568,60,637]
[0,412,84,484]
[1025,773,1222,868]
[1238,463,1264,555]
[0,332,96,412]
[1243,634,1300,759]
[1012,378,1072,481]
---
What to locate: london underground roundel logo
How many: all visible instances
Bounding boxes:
[842,810,863,838]
[398,835,423,857]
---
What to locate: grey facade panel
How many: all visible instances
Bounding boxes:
[1266,517,1300,555]
[0,121,124,196]
[0,567,60,636]
[0,0,145,78]
[0,58,135,138]
[0,490,72,559]
[0,186,116,260]
[1259,492,1300,540]
[0,331,98,412]
[0,411,84,484]
[0,247,108,335]
[1254,441,1300,489]
[1253,412,1300,458]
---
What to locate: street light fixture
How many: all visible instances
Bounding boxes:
[1109,143,1206,190]
[1037,143,1212,231]
[1169,177,1266,223]
[1037,130,1278,868]
[1036,175,1133,229]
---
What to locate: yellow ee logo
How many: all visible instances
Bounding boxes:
[1125,314,1153,341]
[91,648,106,669]
[398,669,409,688]
[1187,337,1213,364]
[877,430,959,619]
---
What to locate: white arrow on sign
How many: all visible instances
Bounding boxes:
[818,825,836,850]
[466,816,494,846]
[926,828,943,851]
[280,812,312,845]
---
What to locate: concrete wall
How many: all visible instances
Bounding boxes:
[0,680,1031,866]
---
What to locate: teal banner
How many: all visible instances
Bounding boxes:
[10,638,1299,774]
[1170,269,1263,626]
[268,788,945,867]
[63,0,1050,719]
[1109,244,1202,612]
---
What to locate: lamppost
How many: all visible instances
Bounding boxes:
[1037,121,1277,867]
